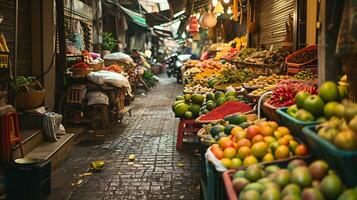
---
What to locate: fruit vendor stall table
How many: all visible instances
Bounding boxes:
[60,75,132,128]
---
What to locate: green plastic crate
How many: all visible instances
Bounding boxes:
[303,125,357,187]
[276,107,320,143]
[205,158,227,200]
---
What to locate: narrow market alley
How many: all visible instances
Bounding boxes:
[49,76,201,200]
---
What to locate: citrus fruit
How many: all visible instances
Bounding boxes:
[243,155,258,166]
[251,142,268,159]
[233,177,249,193]
[224,147,237,159]
[221,158,233,168]
[278,138,289,146]
[274,145,290,159]
[237,146,251,159]
[319,81,339,102]
[289,140,299,152]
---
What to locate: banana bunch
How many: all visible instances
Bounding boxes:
[339,74,348,87]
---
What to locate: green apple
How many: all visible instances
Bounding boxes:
[296,109,315,122]
[303,95,325,117]
[295,91,311,108]
[287,105,299,118]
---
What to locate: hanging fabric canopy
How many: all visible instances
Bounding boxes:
[119,5,148,27]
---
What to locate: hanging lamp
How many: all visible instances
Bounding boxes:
[213,1,224,16]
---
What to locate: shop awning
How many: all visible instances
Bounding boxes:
[119,5,148,27]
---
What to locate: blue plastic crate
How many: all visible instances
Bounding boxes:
[205,158,227,200]
[303,125,357,187]
[276,107,320,143]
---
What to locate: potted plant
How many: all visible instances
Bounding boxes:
[102,32,117,56]
[12,76,45,110]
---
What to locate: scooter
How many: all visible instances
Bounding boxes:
[165,54,178,78]
[175,54,192,83]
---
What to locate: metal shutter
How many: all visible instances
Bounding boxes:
[258,0,294,48]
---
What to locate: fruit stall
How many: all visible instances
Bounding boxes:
[171,11,357,198]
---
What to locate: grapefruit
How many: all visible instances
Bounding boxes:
[231,158,242,168]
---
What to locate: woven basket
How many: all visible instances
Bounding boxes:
[71,68,93,76]
[262,101,282,123]
[235,61,286,75]
[285,45,318,67]
[15,81,45,110]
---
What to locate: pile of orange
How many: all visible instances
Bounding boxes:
[210,121,308,169]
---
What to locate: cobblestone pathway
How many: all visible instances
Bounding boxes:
[49,77,201,200]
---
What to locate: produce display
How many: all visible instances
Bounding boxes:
[242,49,289,65]
[316,100,357,150]
[183,84,214,94]
[172,91,246,119]
[197,101,253,123]
[244,74,290,89]
[268,80,317,107]
[234,48,257,62]
[229,159,357,200]
[208,120,308,169]
[293,70,316,80]
[286,80,348,122]
[288,48,317,64]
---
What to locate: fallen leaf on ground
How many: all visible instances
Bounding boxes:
[128,154,136,161]
[178,163,184,167]
[79,172,93,177]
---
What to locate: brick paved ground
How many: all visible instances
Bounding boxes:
[49,76,202,200]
